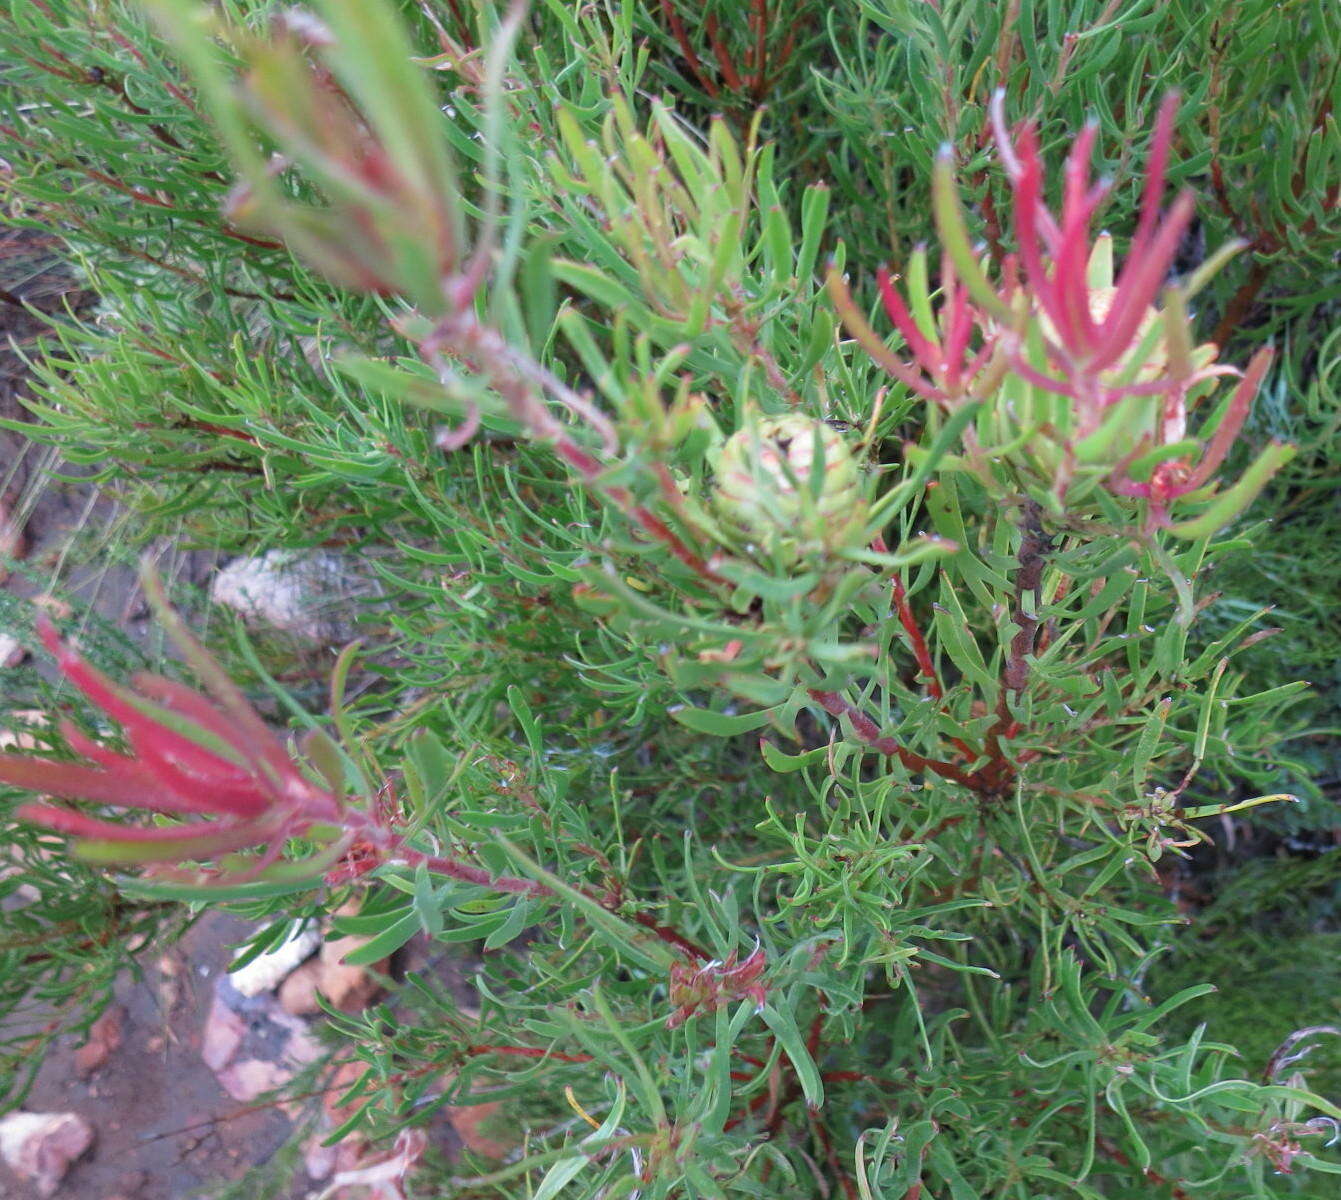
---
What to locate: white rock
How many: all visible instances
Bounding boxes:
[0,634,26,668]
[228,924,322,997]
[0,1111,94,1196]
[210,549,378,642]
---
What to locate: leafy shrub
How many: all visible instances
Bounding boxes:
[1,1,1340,1196]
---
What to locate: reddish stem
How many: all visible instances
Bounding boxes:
[103,29,184,101]
[553,441,726,586]
[0,126,284,252]
[890,574,943,700]
[704,14,745,92]
[748,0,768,91]
[629,910,713,962]
[811,1108,861,1200]
[411,852,548,896]
[658,0,720,99]
[872,536,978,763]
[807,689,985,791]
[977,501,1050,792]
[406,844,712,961]
[12,32,203,162]
[724,1086,774,1131]
[466,1044,592,1064]
[133,419,259,445]
[1211,259,1270,349]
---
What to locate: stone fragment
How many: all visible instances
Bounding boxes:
[0,710,49,750]
[73,1007,124,1077]
[283,1023,327,1069]
[0,634,26,668]
[227,924,321,997]
[210,549,379,642]
[323,1129,426,1199]
[313,934,385,1012]
[214,1058,292,1103]
[277,957,325,1016]
[200,991,246,1073]
[304,1131,340,1181]
[0,1111,94,1197]
[445,1101,515,1160]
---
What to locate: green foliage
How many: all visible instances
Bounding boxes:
[1153,850,1341,1099]
[0,1,1339,1197]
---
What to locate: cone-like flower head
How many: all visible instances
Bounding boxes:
[711,415,867,565]
[666,946,768,1030]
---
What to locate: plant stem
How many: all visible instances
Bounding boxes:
[807,689,983,790]
[979,500,1050,791]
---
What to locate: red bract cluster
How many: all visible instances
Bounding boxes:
[1109,345,1274,509]
[990,92,1192,387]
[831,248,1001,406]
[873,252,994,402]
[831,92,1293,533]
[1,619,348,882]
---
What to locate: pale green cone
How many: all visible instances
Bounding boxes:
[711,416,867,565]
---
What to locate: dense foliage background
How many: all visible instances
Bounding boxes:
[0,1,1338,1196]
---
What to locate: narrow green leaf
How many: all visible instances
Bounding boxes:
[340,909,420,966]
[933,577,994,694]
[493,837,677,973]
[760,1003,824,1108]
[930,149,1011,320]
[1168,442,1297,539]
[1131,697,1173,796]
[671,705,780,736]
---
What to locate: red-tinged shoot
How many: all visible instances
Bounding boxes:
[666,945,768,1030]
[993,93,1190,382]
[3,618,350,883]
[5,600,551,900]
[830,93,1294,534]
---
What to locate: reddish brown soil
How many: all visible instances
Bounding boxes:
[8,914,307,1200]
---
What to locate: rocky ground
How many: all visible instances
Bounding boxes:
[1,908,486,1199]
[5,914,304,1199]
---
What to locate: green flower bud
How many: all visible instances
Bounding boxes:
[711,416,867,564]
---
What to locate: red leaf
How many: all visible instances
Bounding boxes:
[0,753,166,808]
